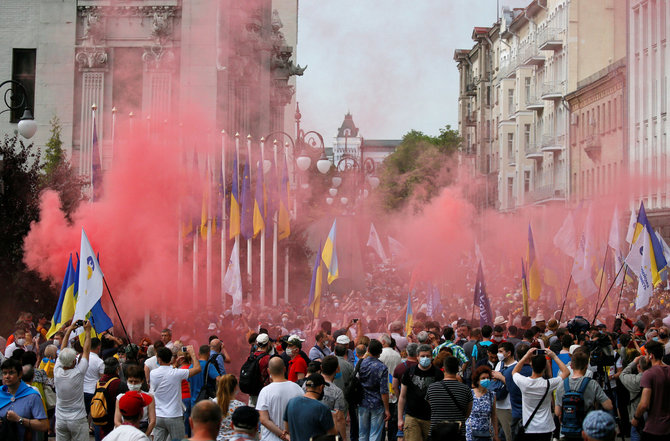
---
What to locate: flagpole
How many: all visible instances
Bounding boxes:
[221,131,227,310]
[206,153,213,309]
[193,201,199,312]
[234,134,241,307]
[593,246,610,320]
[284,147,290,305]
[593,261,628,321]
[259,137,266,308]
[102,277,130,343]
[272,140,279,306]
[557,274,572,323]
[614,266,627,315]
[246,135,253,298]
[111,107,116,166]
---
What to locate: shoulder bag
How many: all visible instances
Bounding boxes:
[512,379,550,441]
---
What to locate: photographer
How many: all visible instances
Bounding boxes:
[619,355,649,441]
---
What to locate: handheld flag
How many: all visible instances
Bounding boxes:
[625,229,653,310]
[278,156,291,240]
[253,157,265,238]
[366,223,388,263]
[527,224,541,301]
[322,219,339,284]
[46,256,77,338]
[222,240,243,315]
[572,207,598,297]
[72,229,104,323]
[521,258,529,316]
[229,158,240,239]
[554,211,577,258]
[632,202,667,286]
[308,242,323,319]
[91,115,102,201]
[405,291,413,337]
[474,262,493,326]
[388,236,406,258]
[240,159,254,240]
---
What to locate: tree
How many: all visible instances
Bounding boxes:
[379,125,461,212]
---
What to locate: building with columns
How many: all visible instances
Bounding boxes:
[0,0,300,179]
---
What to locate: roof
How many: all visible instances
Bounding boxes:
[471,26,491,40]
[337,112,359,138]
[362,139,401,152]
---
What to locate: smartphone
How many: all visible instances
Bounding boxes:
[536,349,546,355]
[181,346,188,353]
[75,320,84,328]
[352,318,359,323]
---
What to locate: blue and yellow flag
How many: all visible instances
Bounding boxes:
[405,291,413,337]
[253,157,265,238]
[46,255,77,339]
[74,257,113,339]
[229,158,240,239]
[308,242,323,319]
[322,219,339,284]
[200,183,208,240]
[240,159,254,240]
[278,156,291,240]
[521,258,529,316]
[527,224,541,301]
[633,202,668,286]
[265,157,279,238]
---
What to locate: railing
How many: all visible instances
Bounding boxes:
[527,184,566,203]
[465,82,477,95]
[541,81,564,97]
[525,138,543,155]
[537,27,563,49]
[499,57,518,79]
[541,134,556,148]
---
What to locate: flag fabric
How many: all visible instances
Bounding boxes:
[222,240,243,315]
[240,159,254,240]
[46,256,77,338]
[527,224,541,301]
[229,158,241,239]
[405,291,413,337]
[625,229,653,310]
[625,208,636,244]
[322,219,339,284]
[366,223,388,263]
[474,262,493,326]
[308,242,323,319]
[474,241,485,271]
[91,116,102,201]
[252,157,265,238]
[609,207,626,286]
[72,229,104,323]
[655,230,670,264]
[388,236,406,258]
[632,202,668,286]
[427,284,441,317]
[554,211,577,258]
[278,156,291,240]
[572,207,598,297]
[265,156,279,237]
[521,258,529,316]
[84,253,113,335]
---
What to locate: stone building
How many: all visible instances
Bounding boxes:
[0,0,300,179]
[332,112,399,169]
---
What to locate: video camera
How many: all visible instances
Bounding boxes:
[567,315,591,336]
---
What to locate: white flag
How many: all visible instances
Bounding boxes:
[609,206,626,285]
[366,223,388,263]
[625,230,653,310]
[571,207,597,297]
[222,240,243,315]
[387,236,406,258]
[72,229,104,323]
[625,207,636,244]
[474,241,486,272]
[554,211,577,258]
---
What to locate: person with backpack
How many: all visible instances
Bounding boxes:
[188,345,221,407]
[90,357,128,438]
[490,342,516,441]
[239,333,273,406]
[554,349,613,441]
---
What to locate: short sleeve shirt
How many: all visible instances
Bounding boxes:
[150,365,190,418]
[639,365,670,436]
[288,356,307,383]
[555,376,609,412]
[512,373,562,434]
[54,357,89,420]
[401,365,444,420]
[302,381,345,412]
[283,396,334,441]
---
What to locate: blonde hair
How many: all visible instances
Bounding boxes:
[216,374,238,417]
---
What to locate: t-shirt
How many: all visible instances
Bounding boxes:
[54,357,89,420]
[144,356,159,373]
[471,341,493,360]
[187,359,220,406]
[256,381,304,441]
[150,365,190,418]
[493,360,517,410]
[84,352,105,394]
[551,353,571,378]
[103,424,150,441]
[401,365,444,420]
[308,344,332,361]
[425,379,472,436]
[512,373,561,434]
[288,356,307,383]
[508,364,532,419]
[555,376,609,413]
[283,396,334,441]
[639,365,670,436]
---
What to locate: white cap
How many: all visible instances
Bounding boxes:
[569,344,581,355]
[207,323,216,330]
[256,333,270,345]
[336,335,351,345]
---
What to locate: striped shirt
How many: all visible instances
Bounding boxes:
[425,379,472,436]
[432,341,468,365]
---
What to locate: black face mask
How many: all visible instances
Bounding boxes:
[660,333,668,340]
[317,389,325,401]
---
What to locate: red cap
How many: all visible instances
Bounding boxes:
[119,391,152,418]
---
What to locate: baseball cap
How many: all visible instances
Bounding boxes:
[304,373,326,388]
[287,334,305,346]
[232,406,259,431]
[336,335,350,345]
[256,333,270,345]
[582,410,616,440]
[119,391,152,419]
[207,323,216,330]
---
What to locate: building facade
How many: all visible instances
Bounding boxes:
[0,0,300,179]
[332,112,399,168]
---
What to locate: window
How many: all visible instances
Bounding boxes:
[524,170,531,193]
[525,77,531,102]
[507,177,514,206]
[507,133,514,161]
[508,88,514,115]
[10,49,36,123]
[524,124,531,151]
[487,86,491,106]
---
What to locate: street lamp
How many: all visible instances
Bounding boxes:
[0,80,37,139]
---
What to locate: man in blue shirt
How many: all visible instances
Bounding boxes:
[208,338,230,375]
[357,339,390,441]
[284,374,336,441]
[188,345,221,405]
[0,359,48,439]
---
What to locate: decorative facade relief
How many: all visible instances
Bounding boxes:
[75,48,108,70]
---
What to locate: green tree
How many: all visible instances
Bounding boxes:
[43,115,64,177]
[379,125,461,212]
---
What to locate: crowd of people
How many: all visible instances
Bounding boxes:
[0,297,669,441]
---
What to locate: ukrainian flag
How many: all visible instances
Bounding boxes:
[74,257,113,340]
[240,159,254,240]
[633,202,668,286]
[253,157,265,238]
[308,242,323,319]
[322,219,339,284]
[278,156,291,240]
[527,224,542,301]
[229,158,240,239]
[405,292,413,337]
[521,258,529,316]
[46,255,77,339]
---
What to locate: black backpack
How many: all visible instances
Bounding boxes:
[195,355,220,402]
[473,342,489,363]
[344,360,364,406]
[239,352,266,396]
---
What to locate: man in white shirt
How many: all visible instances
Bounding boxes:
[511,347,569,440]
[54,320,92,441]
[83,338,104,417]
[143,340,164,386]
[150,346,201,441]
[4,328,28,358]
[257,357,304,441]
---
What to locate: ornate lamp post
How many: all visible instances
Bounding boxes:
[0,80,37,139]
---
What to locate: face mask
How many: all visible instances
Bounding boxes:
[53,340,60,347]
[119,357,126,364]
[419,357,432,368]
[128,383,142,392]
[16,338,25,346]
[492,337,503,343]
[480,379,491,389]
[497,353,505,362]
[653,337,659,342]
[286,348,294,357]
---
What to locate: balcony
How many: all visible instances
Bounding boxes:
[525,141,544,161]
[538,27,563,51]
[464,113,477,126]
[525,93,545,111]
[465,82,477,96]
[583,134,601,161]
[520,41,545,67]
[527,184,566,204]
[541,81,564,100]
[499,58,517,79]
[540,134,565,153]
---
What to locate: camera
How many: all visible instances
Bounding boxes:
[74,320,84,328]
[181,346,188,353]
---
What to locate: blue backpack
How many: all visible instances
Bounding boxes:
[560,377,590,437]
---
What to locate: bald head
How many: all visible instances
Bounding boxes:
[268,356,285,376]
[190,400,222,438]
[209,339,222,352]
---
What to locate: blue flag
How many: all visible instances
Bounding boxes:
[474,262,493,327]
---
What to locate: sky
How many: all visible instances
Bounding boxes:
[296,0,529,143]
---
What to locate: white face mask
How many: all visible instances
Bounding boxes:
[16,338,25,346]
[286,348,294,357]
[53,339,61,347]
[497,353,505,362]
[128,383,142,392]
